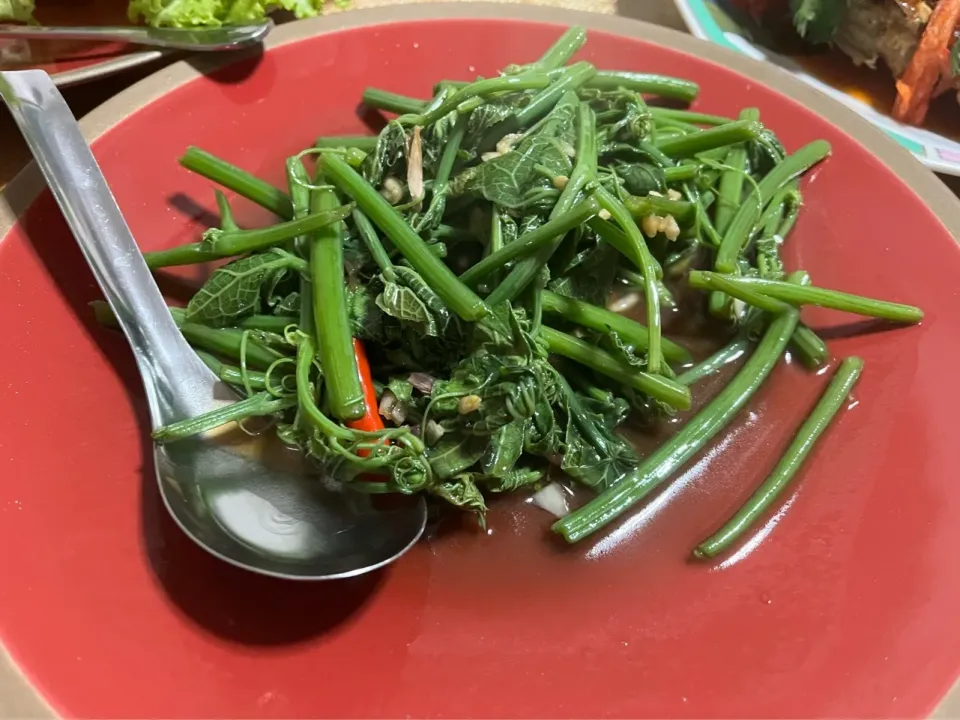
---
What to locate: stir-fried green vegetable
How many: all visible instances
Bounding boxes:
[103,27,923,557]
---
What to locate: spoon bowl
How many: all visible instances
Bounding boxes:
[0,68,427,580]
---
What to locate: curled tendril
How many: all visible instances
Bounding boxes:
[392,455,432,493]
[264,357,297,398]
[287,149,338,191]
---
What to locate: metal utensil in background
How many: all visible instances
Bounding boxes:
[0,20,274,52]
[0,69,427,580]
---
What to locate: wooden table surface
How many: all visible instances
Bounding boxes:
[2,0,960,196]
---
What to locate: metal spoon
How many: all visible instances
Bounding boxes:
[0,69,427,580]
[0,21,273,52]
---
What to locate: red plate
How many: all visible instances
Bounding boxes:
[2,5,960,717]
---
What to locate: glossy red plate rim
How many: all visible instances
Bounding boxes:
[2,4,960,716]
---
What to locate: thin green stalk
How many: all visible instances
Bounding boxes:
[653,120,762,158]
[540,326,691,410]
[321,152,488,321]
[716,140,831,273]
[541,290,692,364]
[487,96,594,306]
[786,271,829,369]
[400,73,553,126]
[514,61,597,127]
[195,350,268,390]
[353,209,396,282]
[310,182,365,422]
[695,356,864,558]
[314,135,379,152]
[676,337,750,385]
[554,308,799,543]
[152,392,296,443]
[714,108,760,236]
[594,186,664,374]
[362,87,427,115]
[143,243,220,269]
[179,147,293,219]
[689,270,792,314]
[585,71,699,103]
[201,205,354,256]
[692,272,924,323]
[235,315,298,333]
[460,197,601,286]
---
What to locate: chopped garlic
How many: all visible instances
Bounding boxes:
[495,133,525,156]
[380,176,404,204]
[663,215,681,241]
[458,394,483,414]
[648,190,663,197]
[667,188,683,201]
[481,151,502,162]
[598,208,612,221]
[552,175,569,190]
[406,126,424,202]
[641,214,661,238]
[607,292,641,314]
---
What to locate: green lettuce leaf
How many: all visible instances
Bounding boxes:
[0,0,35,22]
[127,0,325,28]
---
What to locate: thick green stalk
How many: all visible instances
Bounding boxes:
[541,290,692,364]
[676,338,751,386]
[585,71,699,102]
[321,152,488,321]
[623,194,697,226]
[353,209,396,282]
[361,87,427,115]
[531,26,587,70]
[179,324,285,370]
[540,326,691,410]
[695,356,864,558]
[688,270,792,314]
[179,147,293,219]
[314,135,379,152]
[714,108,760,235]
[310,183,366,422]
[514,61,597,127]
[648,107,733,126]
[554,308,799,543]
[654,120,762,158]
[235,315,298,333]
[460,197,601,287]
[143,243,220,269]
[716,140,831,273]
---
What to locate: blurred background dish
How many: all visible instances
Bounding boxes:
[672,0,960,175]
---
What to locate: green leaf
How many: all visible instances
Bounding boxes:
[456,94,577,209]
[185,252,295,326]
[427,434,488,480]
[376,279,438,337]
[362,121,407,187]
[480,420,526,477]
[430,473,488,516]
[951,42,960,78]
[387,377,414,404]
[483,467,544,492]
[790,0,846,44]
[608,162,665,196]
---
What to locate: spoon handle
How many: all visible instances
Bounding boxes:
[0,69,220,425]
[0,22,272,51]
